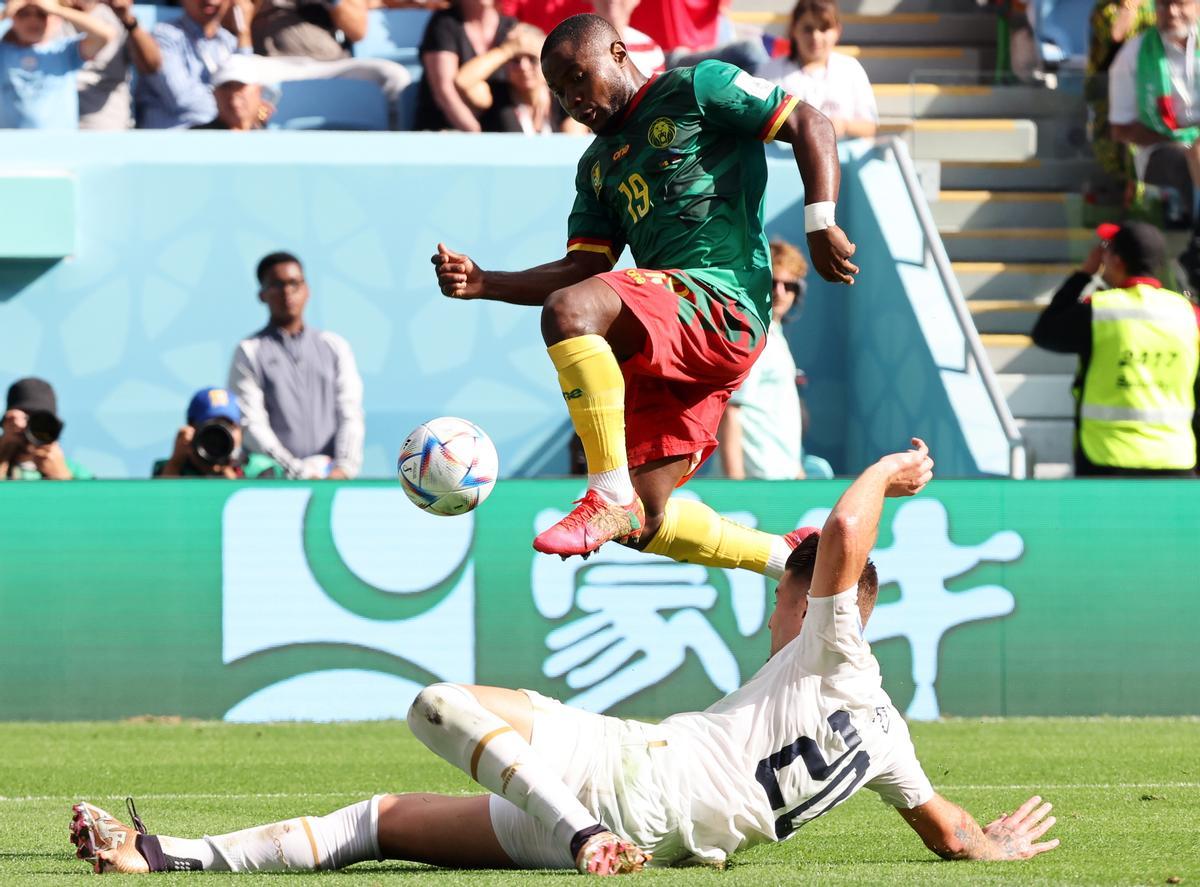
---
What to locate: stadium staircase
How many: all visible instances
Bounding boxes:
[732,0,1092,476]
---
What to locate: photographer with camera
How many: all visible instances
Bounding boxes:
[153,387,283,478]
[0,377,91,480]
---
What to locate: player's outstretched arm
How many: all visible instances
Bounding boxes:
[897,792,1060,861]
[431,243,611,306]
[810,437,933,599]
[771,103,859,286]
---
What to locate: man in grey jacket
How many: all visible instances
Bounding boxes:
[229,251,364,479]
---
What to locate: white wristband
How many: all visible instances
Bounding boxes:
[804,201,836,233]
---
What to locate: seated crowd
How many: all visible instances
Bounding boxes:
[0,0,878,134]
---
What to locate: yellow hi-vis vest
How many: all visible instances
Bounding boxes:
[1080,283,1199,470]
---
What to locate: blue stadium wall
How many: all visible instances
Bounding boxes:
[0,133,1005,477]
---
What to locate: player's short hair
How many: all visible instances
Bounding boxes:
[256,251,303,286]
[783,531,879,625]
[542,13,622,61]
[770,239,808,280]
[788,0,842,60]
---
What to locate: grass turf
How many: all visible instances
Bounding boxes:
[0,718,1196,885]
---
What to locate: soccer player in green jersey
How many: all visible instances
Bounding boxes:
[433,13,858,569]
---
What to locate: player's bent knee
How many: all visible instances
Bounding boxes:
[406,682,472,738]
[541,287,592,344]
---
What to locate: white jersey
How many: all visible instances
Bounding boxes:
[656,587,933,865]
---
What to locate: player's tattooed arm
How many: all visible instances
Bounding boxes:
[898,793,1059,861]
[431,244,610,305]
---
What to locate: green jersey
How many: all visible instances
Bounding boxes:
[566,60,799,330]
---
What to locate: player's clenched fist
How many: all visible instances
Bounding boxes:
[880,437,933,498]
[807,226,859,285]
[431,243,484,300]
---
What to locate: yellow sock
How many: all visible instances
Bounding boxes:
[644,498,786,576]
[547,335,627,475]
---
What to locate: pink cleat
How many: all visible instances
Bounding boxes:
[783,526,821,550]
[574,830,651,875]
[533,490,646,558]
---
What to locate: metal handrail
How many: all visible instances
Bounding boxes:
[885,136,1029,479]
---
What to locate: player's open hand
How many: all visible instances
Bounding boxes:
[982,795,1059,860]
[432,243,484,300]
[881,437,933,498]
[807,225,858,285]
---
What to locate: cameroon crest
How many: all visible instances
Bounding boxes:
[648,117,677,149]
[591,161,602,196]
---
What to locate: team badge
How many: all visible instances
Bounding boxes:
[647,117,677,149]
[591,161,602,196]
[612,143,630,162]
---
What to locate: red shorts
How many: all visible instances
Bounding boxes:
[596,268,767,482]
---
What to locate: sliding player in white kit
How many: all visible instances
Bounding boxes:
[71,438,1059,876]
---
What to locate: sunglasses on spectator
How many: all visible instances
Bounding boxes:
[773,279,802,295]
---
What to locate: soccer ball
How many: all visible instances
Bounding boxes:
[397,417,498,516]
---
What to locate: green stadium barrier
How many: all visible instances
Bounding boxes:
[1,479,1196,721]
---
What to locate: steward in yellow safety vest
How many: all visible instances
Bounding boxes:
[1032,221,1199,476]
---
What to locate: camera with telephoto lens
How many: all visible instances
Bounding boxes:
[192,420,236,467]
[24,410,63,446]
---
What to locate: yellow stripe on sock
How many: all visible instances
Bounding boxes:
[300,817,321,871]
[470,726,515,782]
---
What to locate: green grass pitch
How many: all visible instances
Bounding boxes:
[1,718,1196,885]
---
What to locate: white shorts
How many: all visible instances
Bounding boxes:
[487,690,688,869]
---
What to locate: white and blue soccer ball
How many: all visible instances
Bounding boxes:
[397,416,499,516]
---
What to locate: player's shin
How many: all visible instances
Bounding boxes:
[547,335,634,504]
[644,497,792,578]
[407,684,604,856]
[146,798,382,872]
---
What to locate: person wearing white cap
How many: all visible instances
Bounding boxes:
[191,53,278,128]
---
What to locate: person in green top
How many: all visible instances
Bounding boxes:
[432,13,856,568]
[0,377,91,481]
[153,387,284,479]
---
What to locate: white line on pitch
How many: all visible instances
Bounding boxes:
[2,783,1198,803]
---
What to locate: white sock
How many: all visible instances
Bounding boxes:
[407,683,599,851]
[157,797,381,872]
[588,466,635,504]
[765,536,791,581]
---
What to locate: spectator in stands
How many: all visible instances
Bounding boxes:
[67,0,161,128]
[1085,0,1155,198]
[252,0,366,61]
[0,377,91,480]
[190,54,276,128]
[454,22,561,131]
[717,240,809,480]
[1109,0,1200,246]
[229,252,365,479]
[499,0,585,33]
[0,0,113,128]
[759,0,877,140]
[416,0,517,131]
[153,387,284,478]
[1031,221,1200,477]
[135,0,254,129]
[631,0,768,73]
